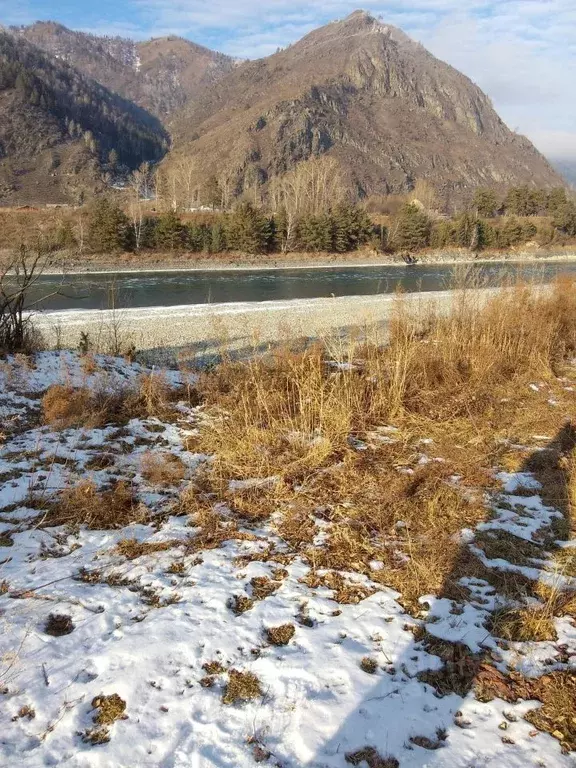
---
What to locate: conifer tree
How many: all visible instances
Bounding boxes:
[472,188,499,218]
[155,210,186,251]
[393,203,431,250]
[226,202,272,254]
[87,198,132,253]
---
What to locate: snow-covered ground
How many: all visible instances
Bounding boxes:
[0,352,574,767]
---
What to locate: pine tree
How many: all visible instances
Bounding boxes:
[226,203,272,254]
[87,199,132,253]
[553,202,576,237]
[547,188,568,215]
[210,222,227,253]
[297,214,334,252]
[472,188,499,218]
[203,176,222,210]
[393,203,431,251]
[155,211,186,251]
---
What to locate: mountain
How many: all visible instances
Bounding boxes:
[13,21,235,117]
[167,10,563,201]
[551,159,576,188]
[0,30,168,204]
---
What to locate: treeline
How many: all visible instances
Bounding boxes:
[0,31,167,169]
[79,199,374,254]
[472,186,571,218]
[42,182,576,257]
[389,193,576,253]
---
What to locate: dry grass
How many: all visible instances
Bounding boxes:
[491,605,557,642]
[44,613,74,636]
[42,372,188,430]
[48,480,145,530]
[250,576,280,600]
[360,657,378,674]
[524,672,576,753]
[91,693,127,726]
[187,278,576,605]
[115,538,177,560]
[140,451,186,486]
[345,747,399,767]
[222,669,262,705]
[228,594,254,615]
[264,624,295,646]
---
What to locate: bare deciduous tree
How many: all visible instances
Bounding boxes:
[0,244,59,353]
[270,156,347,251]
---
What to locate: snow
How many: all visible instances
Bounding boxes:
[0,352,574,767]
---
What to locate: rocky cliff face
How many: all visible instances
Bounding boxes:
[169,10,563,200]
[13,22,235,118]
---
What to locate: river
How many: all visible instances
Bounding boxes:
[26,261,576,312]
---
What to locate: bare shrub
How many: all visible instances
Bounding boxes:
[0,244,54,355]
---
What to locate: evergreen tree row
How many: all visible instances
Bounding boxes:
[84,200,375,255]
[389,202,576,253]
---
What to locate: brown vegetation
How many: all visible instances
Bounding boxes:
[140,451,186,486]
[222,670,262,705]
[49,479,144,530]
[41,372,187,429]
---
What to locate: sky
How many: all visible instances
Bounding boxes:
[2,0,575,161]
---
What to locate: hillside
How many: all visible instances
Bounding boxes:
[168,10,563,201]
[0,31,168,205]
[13,21,236,117]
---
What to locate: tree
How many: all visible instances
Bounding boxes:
[392,203,431,251]
[553,202,576,237]
[56,219,77,250]
[87,199,132,253]
[226,202,272,254]
[155,211,187,251]
[504,186,546,217]
[108,149,119,171]
[331,204,373,252]
[270,156,346,251]
[297,214,334,252]
[547,188,568,215]
[203,176,222,210]
[473,188,499,218]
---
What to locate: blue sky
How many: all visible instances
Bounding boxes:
[3,1,575,160]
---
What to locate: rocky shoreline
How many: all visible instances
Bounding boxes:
[36,288,502,364]
[42,248,576,275]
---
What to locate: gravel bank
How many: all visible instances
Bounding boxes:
[35,288,499,364]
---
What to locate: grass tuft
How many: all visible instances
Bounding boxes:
[222,669,262,705]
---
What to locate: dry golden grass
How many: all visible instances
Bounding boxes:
[48,480,145,530]
[491,605,557,642]
[140,451,186,486]
[42,372,188,430]
[187,278,576,607]
[115,538,177,560]
[264,624,295,645]
[222,670,262,705]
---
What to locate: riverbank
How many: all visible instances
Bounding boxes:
[35,288,500,363]
[41,246,576,275]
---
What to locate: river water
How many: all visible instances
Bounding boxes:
[28,261,576,311]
